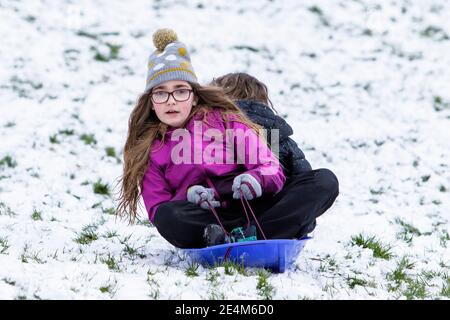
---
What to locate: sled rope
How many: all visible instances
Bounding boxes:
[200,189,267,240]
[239,192,267,240]
[202,199,229,236]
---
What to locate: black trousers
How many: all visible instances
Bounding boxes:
[153,168,339,248]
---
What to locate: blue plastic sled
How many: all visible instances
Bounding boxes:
[183,237,311,273]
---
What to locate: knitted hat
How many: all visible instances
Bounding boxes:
[144,28,198,93]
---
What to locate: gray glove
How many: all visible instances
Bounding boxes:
[187,185,220,210]
[232,173,262,200]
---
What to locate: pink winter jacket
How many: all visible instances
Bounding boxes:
[141,108,286,222]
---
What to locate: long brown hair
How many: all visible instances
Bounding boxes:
[116,82,262,223]
[211,72,276,112]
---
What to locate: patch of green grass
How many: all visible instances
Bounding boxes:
[58,129,75,136]
[216,260,247,276]
[80,133,97,145]
[206,268,220,284]
[136,219,153,227]
[433,96,450,111]
[185,261,200,277]
[93,43,122,62]
[421,270,439,281]
[24,15,35,23]
[0,202,15,217]
[94,51,109,62]
[120,236,146,259]
[351,234,393,260]
[347,276,368,289]
[395,218,422,243]
[102,207,115,215]
[362,28,373,36]
[20,243,45,264]
[99,285,110,293]
[441,277,450,298]
[93,179,110,196]
[0,156,17,169]
[205,268,226,299]
[208,289,226,300]
[91,202,102,209]
[74,225,98,245]
[387,256,415,291]
[49,134,59,144]
[99,278,118,296]
[147,270,160,299]
[163,250,179,267]
[308,5,330,26]
[0,237,10,254]
[403,277,428,299]
[318,254,338,272]
[440,230,450,248]
[3,278,16,286]
[76,30,98,40]
[103,230,118,239]
[105,147,121,163]
[123,243,146,259]
[308,5,323,16]
[100,253,121,272]
[369,187,384,195]
[107,43,121,60]
[28,168,40,178]
[421,26,449,41]
[322,281,339,298]
[31,209,42,221]
[105,147,116,158]
[10,75,43,98]
[256,269,275,300]
[347,276,376,289]
[4,122,16,128]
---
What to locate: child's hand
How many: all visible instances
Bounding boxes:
[232,174,262,200]
[187,185,220,210]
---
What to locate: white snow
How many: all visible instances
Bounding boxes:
[0,0,449,299]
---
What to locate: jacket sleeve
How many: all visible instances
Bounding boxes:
[229,120,286,195]
[280,137,313,176]
[141,160,173,222]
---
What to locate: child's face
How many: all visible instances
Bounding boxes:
[150,80,197,128]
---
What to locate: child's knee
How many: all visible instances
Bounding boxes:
[316,168,339,198]
[153,202,179,231]
[153,202,192,247]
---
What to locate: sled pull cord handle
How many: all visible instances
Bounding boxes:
[239,192,267,240]
[201,199,230,236]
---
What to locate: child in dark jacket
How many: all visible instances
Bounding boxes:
[211,73,312,179]
[211,72,339,236]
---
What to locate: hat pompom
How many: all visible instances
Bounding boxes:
[153,28,178,51]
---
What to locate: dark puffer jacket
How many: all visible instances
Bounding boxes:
[236,100,312,178]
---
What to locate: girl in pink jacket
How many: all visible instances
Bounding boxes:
[117,29,338,248]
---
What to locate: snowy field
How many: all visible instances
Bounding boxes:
[0,0,449,299]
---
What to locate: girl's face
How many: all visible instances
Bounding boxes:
[150,80,198,128]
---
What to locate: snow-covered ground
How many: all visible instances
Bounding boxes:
[1,0,449,299]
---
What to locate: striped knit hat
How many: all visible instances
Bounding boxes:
[144,28,198,93]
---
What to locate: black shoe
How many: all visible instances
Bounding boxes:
[203,224,230,247]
